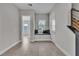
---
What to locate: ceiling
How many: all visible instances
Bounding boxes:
[14,3,55,14]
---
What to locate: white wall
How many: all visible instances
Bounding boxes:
[35,14,49,30]
[0,4,20,54]
[50,3,76,56]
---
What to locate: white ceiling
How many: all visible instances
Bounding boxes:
[14,3,55,14]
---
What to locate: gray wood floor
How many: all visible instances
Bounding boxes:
[1,41,65,56]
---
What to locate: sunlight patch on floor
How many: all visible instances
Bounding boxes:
[21,36,30,52]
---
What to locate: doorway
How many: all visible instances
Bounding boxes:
[21,16,31,46]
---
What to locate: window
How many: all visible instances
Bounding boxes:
[38,20,46,30]
[38,20,46,34]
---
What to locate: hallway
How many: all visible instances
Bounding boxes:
[0,3,76,56]
[1,37,65,56]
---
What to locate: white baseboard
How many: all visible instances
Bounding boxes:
[55,43,70,56]
[0,40,21,55]
[51,40,70,56]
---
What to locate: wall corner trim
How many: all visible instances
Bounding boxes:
[0,40,21,55]
[51,40,71,56]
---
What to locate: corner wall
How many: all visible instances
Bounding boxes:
[50,3,75,56]
[0,4,20,55]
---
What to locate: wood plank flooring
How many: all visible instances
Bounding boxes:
[1,41,65,56]
[1,36,65,56]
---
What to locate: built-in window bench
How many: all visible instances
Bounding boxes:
[34,35,51,41]
[33,30,51,41]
